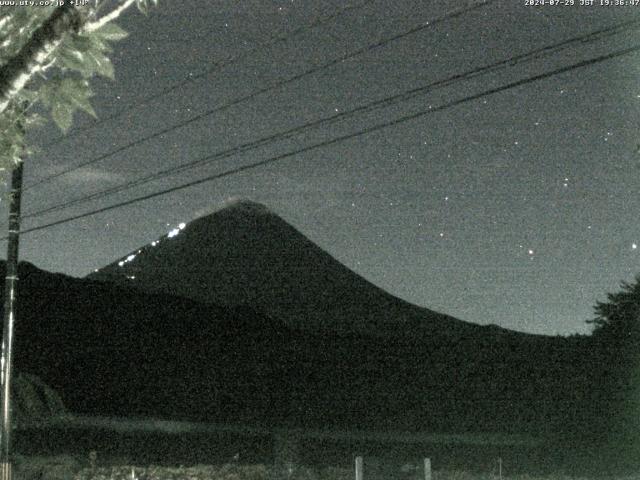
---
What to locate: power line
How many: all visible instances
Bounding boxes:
[14,43,640,238]
[27,0,496,190]
[35,0,375,151]
[22,18,640,220]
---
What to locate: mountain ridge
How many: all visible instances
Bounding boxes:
[88,199,534,340]
[0,259,591,439]
[0,200,593,437]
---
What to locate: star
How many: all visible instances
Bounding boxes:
[20,0,640,338]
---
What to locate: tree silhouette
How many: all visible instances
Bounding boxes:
[589,275,640,343]
[581,276,640,469]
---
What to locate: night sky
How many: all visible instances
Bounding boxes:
[7,0,640,335]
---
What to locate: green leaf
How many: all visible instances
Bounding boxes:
[67,34,93,52]
[80,32,112,54]
[58,78,97,118]
[50,102,74,132]
[58,32,116,79]
[91,22,128,42]
[86,49,115,80]
[57,45,91,76]
[39,77,97,132]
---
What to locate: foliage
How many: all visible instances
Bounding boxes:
[0,1,157,176]
[581,276,640,461]
[588,275,640,342]
[12,372,67,427]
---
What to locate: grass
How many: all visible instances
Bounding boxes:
[11,458,640,480]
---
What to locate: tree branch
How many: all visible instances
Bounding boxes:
[0,16,10,32]
[83,0,136,33]
[0,3,83,115]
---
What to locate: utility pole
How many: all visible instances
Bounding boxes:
[0,158,24,480]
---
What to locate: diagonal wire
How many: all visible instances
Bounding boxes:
[26,0,496,190]
[22,17,640,220]
[35,0,375,152]
[14,43,640,237]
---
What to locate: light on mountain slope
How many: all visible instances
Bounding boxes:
[167,222,187,239]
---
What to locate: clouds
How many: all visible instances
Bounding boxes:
[55,166,127,186]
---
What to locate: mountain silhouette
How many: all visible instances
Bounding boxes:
[89,199,513,338]
[81,200,595,437]
[0,202,600,445]
[0,255,592,445]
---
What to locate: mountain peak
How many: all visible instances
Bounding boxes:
[89,201,491,337]
[219,198,272,215]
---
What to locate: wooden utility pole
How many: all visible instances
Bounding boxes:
[0,159,24,480]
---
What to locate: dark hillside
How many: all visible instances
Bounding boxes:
[89,200,497,338]
[0,262,587,438]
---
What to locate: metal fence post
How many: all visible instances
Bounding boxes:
[355,456,363,480]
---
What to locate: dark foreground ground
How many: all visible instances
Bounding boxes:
[13,457,640,480]
[10,420,621,479]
